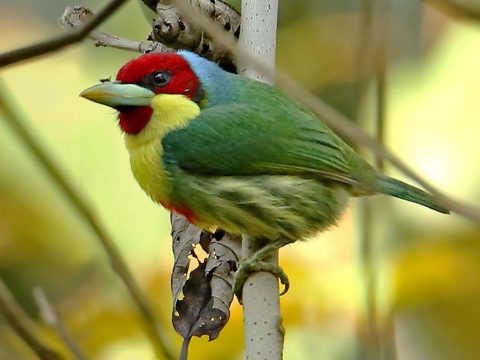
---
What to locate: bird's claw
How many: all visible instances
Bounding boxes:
[234,259,290,304]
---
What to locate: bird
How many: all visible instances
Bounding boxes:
[80,51,449,298]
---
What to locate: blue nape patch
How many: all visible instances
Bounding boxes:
[178,50,234,107]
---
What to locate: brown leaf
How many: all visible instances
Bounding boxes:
[170,213,241,349]
[207,232,241,320]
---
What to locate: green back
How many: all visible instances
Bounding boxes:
[162,74,376,191]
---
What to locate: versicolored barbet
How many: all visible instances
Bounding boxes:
[80,51,449,300]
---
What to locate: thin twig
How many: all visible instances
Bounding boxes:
[140,0,159,13]
[59,6,172,54]
[354,0,382,358]
[173,0,480,223]
[422,0,480,21]
[0,277,63,360]
[89,31,167,53]
[0,0,128,68]
[374,29,387,172]
[33,288,89,360]
[0,82,174,360]
[363,2,389,357]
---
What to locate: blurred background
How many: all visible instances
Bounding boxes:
[1,0,480,359]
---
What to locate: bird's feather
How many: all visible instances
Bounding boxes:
[162,95,375,191]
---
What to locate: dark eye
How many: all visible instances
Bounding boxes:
[152,71,170,86]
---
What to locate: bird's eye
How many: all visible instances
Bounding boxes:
[152,71,170,86]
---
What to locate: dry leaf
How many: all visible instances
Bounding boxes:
[170,213,241,353]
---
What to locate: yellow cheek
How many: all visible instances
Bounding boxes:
[150,94,201,133]
[124,94,201,203]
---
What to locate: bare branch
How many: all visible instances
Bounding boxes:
[141,0,160,12]
[0,0,128,68]
[59,6,173,54]
[0,277,63,360]
[173,0,480,223]
[422,0,480,21]
[354,0,384,358]
[235,0,284,359]
[0,82,175,360]
[33,288,89,360]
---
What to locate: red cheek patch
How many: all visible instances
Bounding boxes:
[118,107,153,135]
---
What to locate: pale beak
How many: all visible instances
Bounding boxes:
[80,81,155,108]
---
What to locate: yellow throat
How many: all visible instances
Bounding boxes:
[124,94,201,203]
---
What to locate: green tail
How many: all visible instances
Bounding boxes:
[375,175,450,214]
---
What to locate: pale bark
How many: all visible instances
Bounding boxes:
[237,1,284,359]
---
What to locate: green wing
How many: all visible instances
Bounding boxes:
[162,101,373,186]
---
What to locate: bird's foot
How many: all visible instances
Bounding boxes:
[234,239,292,303]
[234,260,289,303]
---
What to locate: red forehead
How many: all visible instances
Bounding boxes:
[116,53,191,83]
